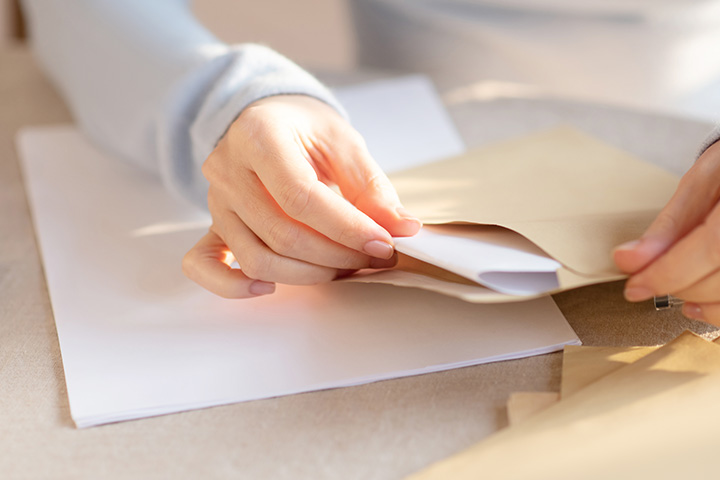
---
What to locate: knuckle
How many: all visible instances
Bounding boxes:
[234,108,282,148]
[265,219,300,255]
[339,124,367,148]
[346,136,373,166]
[297,267,337,285]
[335,219,362,247]
[365,173,390,195]
[346,130,368,154]
[202,151,235,189]
[201,153,218,181]
[239,253,273,281]
[328,123,369,156]
[279,180,314,218]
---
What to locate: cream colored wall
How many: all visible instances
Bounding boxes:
[192,0,355,71]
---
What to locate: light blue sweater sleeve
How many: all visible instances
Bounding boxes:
[21,0,345,208]
[701,125,720,154]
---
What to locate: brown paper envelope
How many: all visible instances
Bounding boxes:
[508,346,660,425]
[346,127,677,302]
[390,127,679,276]
[561,337,720,398]
[506,391,560,426]
[507,347,660,425]
[344,253,619,303]
[508,337,720,426]
[407,332,720,480]
[561,344,659,398]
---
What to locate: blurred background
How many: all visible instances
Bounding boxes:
[0,0,356,71]
[2,0,719,121]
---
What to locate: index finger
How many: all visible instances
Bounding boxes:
[253,143,396,260]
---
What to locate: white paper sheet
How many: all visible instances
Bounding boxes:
[18,77,579,428]
[19,127,579,427]
[332,75,465,173]
[394,225,561,295]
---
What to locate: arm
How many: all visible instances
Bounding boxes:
[21,0,344,206]
[22,0,420,297]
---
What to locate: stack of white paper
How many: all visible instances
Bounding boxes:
[333,75,465,173]
[19,77,579,428]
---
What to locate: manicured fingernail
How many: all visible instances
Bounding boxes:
[624,286,654,302]
[683,303,703,320]
[363,240,394,259]
[369,253,398,269]
[395,207,422,235]
[397,207,420,221]
[614,239,641,252]
[249,280,276,296]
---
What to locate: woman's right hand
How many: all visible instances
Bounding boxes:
[182,95,422,298]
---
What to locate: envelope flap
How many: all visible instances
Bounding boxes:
[389,127,680,275]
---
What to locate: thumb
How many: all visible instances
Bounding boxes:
[614,157,720,274]
[613,214,685,275]
[329,133,422,237]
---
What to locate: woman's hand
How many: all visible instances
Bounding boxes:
[614,140,720,324]
[182,95,421,298]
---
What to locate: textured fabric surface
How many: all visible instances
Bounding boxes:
[2,48,718,480]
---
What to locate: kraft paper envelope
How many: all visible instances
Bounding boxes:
[508,337,720,426]
[561,344,660,398]
[408,332,720,479]
[507,346,659,425]
[348,127,680,302]
[508,338,719,425]
[562,338,720,397]
[506,391,560,426]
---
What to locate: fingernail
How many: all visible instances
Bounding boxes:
[397,207,420,221]
[396,207,422,235]
[369,253,398,269]
[683,302,703,320]
[624,286,654,302]
[614,239,641,252]
[249,280,276,296]
[363,240,394,259]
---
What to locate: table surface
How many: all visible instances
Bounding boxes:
[2,46,718,480]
